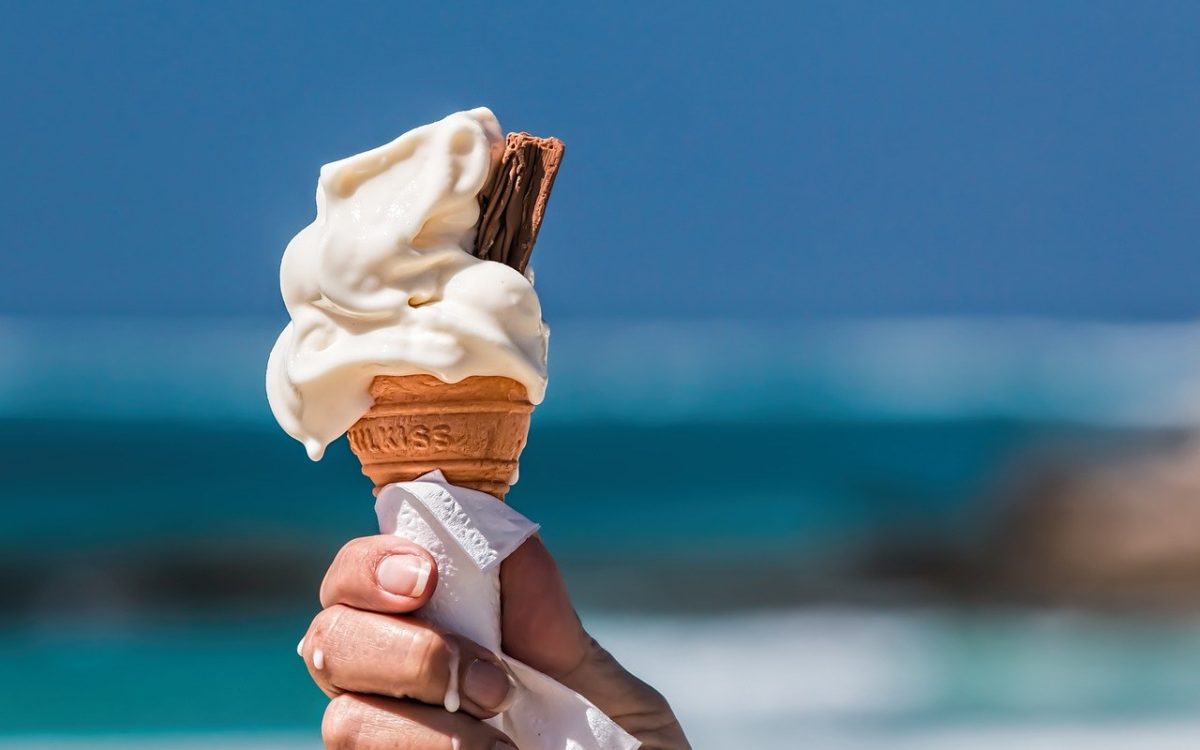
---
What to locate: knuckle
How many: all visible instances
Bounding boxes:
[321,539,370,604]
[342,537,379,571]
[321,694,364,748]
[403,625,449,690]
[336,537,365,559]
[308,604,351,652]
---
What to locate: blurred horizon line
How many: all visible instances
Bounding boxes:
[7,311,1200,324]
[2,314,1200,428]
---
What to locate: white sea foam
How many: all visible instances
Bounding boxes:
[6,608,1200,749]
[586,608,1200,747]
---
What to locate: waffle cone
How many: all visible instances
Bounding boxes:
[347,374,533,500]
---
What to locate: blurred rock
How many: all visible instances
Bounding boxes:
[987,431,1200,609]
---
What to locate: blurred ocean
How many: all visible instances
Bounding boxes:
[4,317,1200,747]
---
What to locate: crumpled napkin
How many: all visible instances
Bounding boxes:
[375,470,640,750]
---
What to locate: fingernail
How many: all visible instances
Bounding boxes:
[377,554,431,598]
[296,638,305,657]
[464,659,513,712]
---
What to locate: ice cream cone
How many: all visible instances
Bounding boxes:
[347,374,533,500]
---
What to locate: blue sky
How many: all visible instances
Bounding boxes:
[1,1,1197,320]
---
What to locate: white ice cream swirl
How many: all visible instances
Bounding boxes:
[266,108,549,459]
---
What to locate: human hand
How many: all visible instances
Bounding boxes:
[299,534,689,749]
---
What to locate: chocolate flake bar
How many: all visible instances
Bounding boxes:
[474,133,565,273]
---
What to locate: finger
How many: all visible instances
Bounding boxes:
[322,693,515,750]
[303,605,515,719]
[320,535,437,612]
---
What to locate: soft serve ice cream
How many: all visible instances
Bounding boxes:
[266,108,549,459]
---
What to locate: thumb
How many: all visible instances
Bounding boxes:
[499,536,592,679]
[500,537,689,745]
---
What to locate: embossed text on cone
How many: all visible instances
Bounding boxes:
[347,374,533,500]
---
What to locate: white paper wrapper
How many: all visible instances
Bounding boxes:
[375,471,640,750]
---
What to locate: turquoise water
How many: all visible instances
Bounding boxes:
[0,416,1039,556]
[7,609,1200,746]
[3,318,1200,744]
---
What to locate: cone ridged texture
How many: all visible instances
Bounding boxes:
[347,375,533,500]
